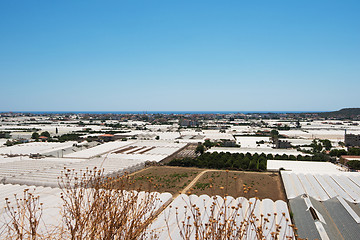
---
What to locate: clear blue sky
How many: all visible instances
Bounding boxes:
[1,0,359,112]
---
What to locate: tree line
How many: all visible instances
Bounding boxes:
[168,152,331,171]
[329,148,360,157]
[347,160,360,170]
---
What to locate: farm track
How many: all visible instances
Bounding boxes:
[149,168,246,225]
[176,169,243,197]
[115,166,285,230]
[178,170,207,196]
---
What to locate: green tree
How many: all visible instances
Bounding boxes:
[259,160,267,170]
[270,130,279,142]
[195,144,205,155]
[31,132,39,140]
[58,134,81,142]
[203,139,215,148]
[347,160,360,170]
[40,131,51,138]
[232,158,241,169]
[241,156,250,169]
[329,149,347,157]
[348,148,360,156]
[321,139,332,151]
[311,140,323,153]
[249,159,257,170]
[224,159,232,169]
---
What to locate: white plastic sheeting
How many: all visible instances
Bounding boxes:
[305,174,329,201]
[268,160,345,173]
[106,153,165,162]
[208,147,306,156]
[0,142,77,155]
[0,184,63,236]
[0,184,172,238]
[150,194,294,240]
[0,140,188,187]
[65,141,135,159]
[134,141,187,148]
[0,157,146,187]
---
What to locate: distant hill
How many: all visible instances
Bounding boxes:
[319,108,360,119]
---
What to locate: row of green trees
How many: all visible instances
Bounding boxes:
[169,152,267,170]
[347,160,360,170]
[57,133,82,142]
[329,148,360,157]
[168,152,331,171]
[31,131,51,139]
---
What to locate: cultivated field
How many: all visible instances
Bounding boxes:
[121,166,202,195]
[116,166,286,201]
[189,170,286,201]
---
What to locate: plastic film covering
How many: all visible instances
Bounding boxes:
[150,195,294,240]
[0,184,172,239]
[305,174,330,201]
[281,172,297,199]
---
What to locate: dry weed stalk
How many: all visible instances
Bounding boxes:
[170,187,295,240]
[58,167,159,239]
[2,168,296,240]
[2,189,45,239]
[1,167,160,239]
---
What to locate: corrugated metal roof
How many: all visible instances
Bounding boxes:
[310,197,343,240]
[289,196,322,240]
[290,195,360,240]
[282,172,360,203]
[346,200,360,219]
[323,198,360,240]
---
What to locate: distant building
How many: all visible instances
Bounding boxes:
[98,134,115,141]
[221,140,238,147]
[39,136,48,142]
[137,133,157,140]
[114,133,137,140]
[180,119,198,127]
[345,134,360,147]
[274,139,292,149]
[0,132,10,139]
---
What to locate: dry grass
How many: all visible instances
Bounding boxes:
[190,170,286,201]
[1,168,160,240]
[164,186,296,240]
[125,166,286,201]
[58,168,161,239]
[119,166,202,195]
[2,189,44,239]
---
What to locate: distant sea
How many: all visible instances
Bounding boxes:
[5,111,317,114]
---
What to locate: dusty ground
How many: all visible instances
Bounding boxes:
[114,166,286,201]
[119,166,202,195]
[189,170,286,201]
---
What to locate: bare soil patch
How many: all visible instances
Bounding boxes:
[117,166,202,195]
[113,166,285,201]
[189,170,286,201]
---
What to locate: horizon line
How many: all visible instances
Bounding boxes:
[0,110,329,113]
